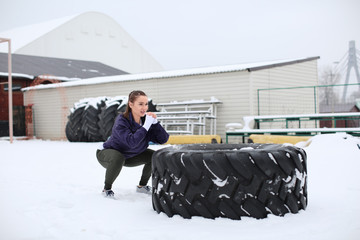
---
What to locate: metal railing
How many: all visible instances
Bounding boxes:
[257,83,360,116]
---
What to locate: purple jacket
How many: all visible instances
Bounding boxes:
[103,113,169,159]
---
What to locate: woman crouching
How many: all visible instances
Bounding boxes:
[96,90,169,198]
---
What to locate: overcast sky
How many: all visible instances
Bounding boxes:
[0,0,359,77]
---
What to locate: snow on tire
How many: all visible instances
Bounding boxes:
[152,143,307,220]
[66,96,158,142]
[65,100,88,142]
[79,97,107,142]
[98,97,127,141]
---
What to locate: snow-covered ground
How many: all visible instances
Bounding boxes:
[1,133,360,240]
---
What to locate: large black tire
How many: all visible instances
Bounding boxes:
[98,104,119,141]
[98,97,127,141]
[152,144,307,220]
[65,96,158,142]
[148,99,157,112]
[65,104,87,142]
[81,100,106,142]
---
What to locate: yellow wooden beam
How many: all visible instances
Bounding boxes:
[249,134,311,145]
[165,135,222,144]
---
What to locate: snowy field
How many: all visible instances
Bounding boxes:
[1,133,360,240]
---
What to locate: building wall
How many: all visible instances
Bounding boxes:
[24,71,251,140]
[23,59,319,141]
[15,12,163,74]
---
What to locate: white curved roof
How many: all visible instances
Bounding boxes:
[0,12,163,74]
[0,14,76,52]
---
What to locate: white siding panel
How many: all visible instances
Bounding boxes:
[25,87,69,140]
[251,60,319,128]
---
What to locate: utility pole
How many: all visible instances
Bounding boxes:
[342,40,360,102]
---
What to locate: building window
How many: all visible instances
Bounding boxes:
[4,84,22,91]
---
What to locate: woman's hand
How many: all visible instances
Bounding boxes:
[146,112,158,124]
[143,114,154,131]
[146,112,157,118]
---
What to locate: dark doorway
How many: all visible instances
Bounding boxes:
[0,106,25,137]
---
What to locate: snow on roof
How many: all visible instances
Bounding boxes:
[0,72,34,79]
[37,75,81,82]
[0,71,82,81]
[22,56,319,92]
[356,99,360,110]
[0,14,78,53]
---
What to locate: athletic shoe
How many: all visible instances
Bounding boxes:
[102,189,115,198]
[136,185,152,195]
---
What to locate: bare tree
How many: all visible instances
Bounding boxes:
[319,65,341,106]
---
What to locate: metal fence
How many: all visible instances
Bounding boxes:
[257,83,360,116]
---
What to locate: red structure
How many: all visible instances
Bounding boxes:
[0,75,32,136]
[0,53,128,137]
[0,75,60,137]
[320,104,360,128]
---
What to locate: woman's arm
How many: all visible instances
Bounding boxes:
[149,123,169,144]
[110,119,147,151]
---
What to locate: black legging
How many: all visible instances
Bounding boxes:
[96,148,154,190]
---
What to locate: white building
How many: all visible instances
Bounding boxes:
[22,56,319,141]
[0,12,163,74]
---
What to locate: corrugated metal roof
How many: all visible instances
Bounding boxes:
[22,56,319,92]
[0,53,128,80]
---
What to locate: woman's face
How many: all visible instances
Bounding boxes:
[129,95,149,120]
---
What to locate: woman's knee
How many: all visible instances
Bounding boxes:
[96,150,107,168]
[97,149,125,168]
[145,149,154,160]
[124,149,154,167]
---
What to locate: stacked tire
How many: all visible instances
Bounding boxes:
[82,97,107,142]
[65,96,157,142]
[65,100,88,142]
[152,143,307,220]
[98,96,128,141]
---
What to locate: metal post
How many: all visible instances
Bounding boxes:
[0,38,13,143]
[313,86,317,113]
[257,89,260,115]
[314,86,317,127]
